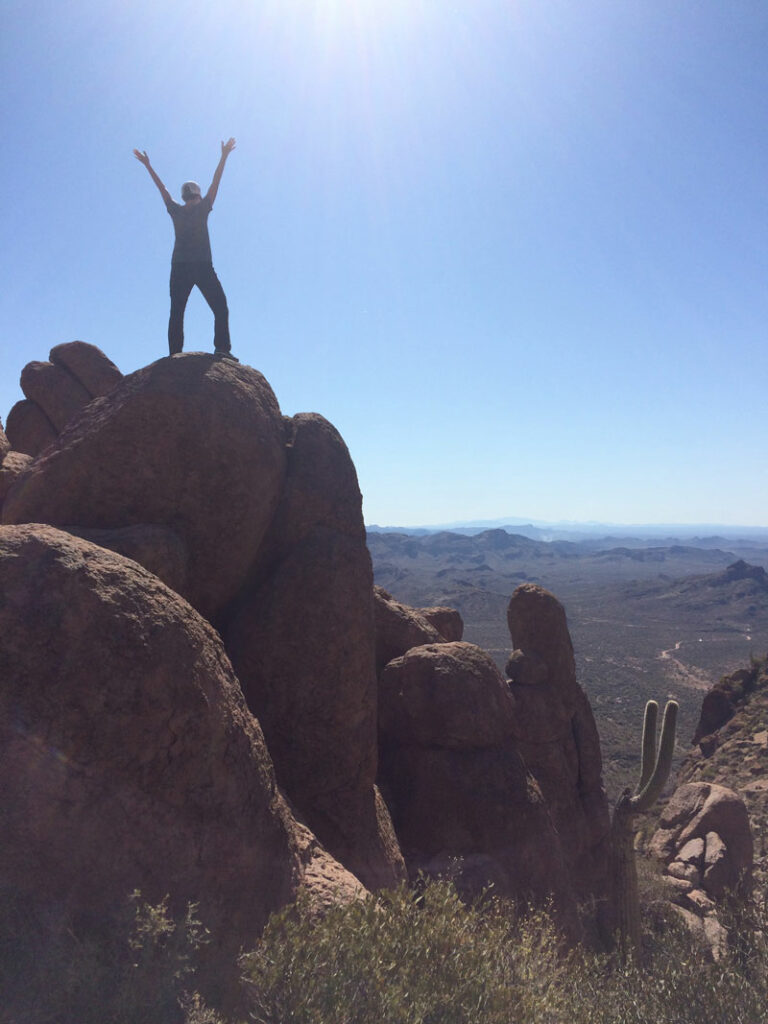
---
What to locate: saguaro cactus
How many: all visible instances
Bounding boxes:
[611,698,678,958]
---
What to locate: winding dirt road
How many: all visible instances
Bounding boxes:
[658,640,715,692]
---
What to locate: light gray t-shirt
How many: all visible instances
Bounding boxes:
[165,195,213,263]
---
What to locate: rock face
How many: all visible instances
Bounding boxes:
[419,605,464,642]
[0,451,32,505]
[224,413,405,891]
[49,340,122,398]
[5,398,58,457]
[379,642,516,749]
[505,584,611,924]
[692,664,761,748]
[649,782,753,956]
[2,355,403,898]
[378,638,577,927]
[0,525,363,985]
[3,354,287,624]
[373,586,446,672]
[4,342,122,457]
[373,582,610,938]
[1,345,617,964]
[650,782,753,899]
[0,419,9,462]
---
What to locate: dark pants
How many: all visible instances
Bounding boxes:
[168,262,230,355]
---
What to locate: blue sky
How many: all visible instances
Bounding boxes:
[2,0,767,527]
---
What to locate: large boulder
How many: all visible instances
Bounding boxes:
[373,585,445,673]
[0,524,363,988]
[419,605,464,642]
[4,398,57,457]
[3,354,287,623]
[379,642,516,749]
[49,340,122,398]
[649,782,753,898]
[20,360,93,432]
[505,584,611,918]
[377,639,578,930]
[225,413,405,891]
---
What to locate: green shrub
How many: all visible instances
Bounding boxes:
[0,888,225,1024]
[241,878,768,1024]
[3,879,767,1023]
[240,881,574,1024]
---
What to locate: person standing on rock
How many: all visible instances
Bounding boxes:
[133,140,238,361]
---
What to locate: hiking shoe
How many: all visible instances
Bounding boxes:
[215,350,239,363]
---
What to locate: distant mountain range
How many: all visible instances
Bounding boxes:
[366,517,768,544]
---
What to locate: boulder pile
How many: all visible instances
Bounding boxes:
[1,341,612,958]
[650,781,753,956]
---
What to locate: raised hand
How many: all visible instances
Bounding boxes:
[133,149,150,166]
[221,138,236,156]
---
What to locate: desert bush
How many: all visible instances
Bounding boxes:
[240,880,575,1024]
[0,888,224,1024]
[241,878,768,1024]
[3,878,767,1023]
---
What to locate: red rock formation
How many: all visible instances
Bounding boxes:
[225,413,405,891]
[67,523,188,596]
[3,353,287,623]
[419,605,464,642]
[0,452,32,506]
[49,340,122,398]
[505,584,611,924]
[5,343,123,458]
[373,585,445,673]
[20,360,93,432]
[0,524,362,985]
[379,642,516,749]
[649,782,753,955]
[377,639,578,930]
[0,419,9,462]
[649,782,753,897]
[5,398,57,457]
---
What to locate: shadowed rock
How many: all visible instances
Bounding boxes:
[67,523,188,596]
[379,641,516,749]
[0,452,33,507]
[3,354,287,623]
[0,524,363,992]
[419,605,464,642]
[49,340,122,398]
[377,639,577,929]
[225,413,405,890]
[5,399,57,457]
[505,584,611,930]
[373,585,445,673]
[649,782,753,899]
[20,360,93,432]
[0,419,9,462]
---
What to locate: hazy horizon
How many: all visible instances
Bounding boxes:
[2,0,766,528]
[366,514,768,536]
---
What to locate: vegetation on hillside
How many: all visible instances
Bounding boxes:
[3,876,767,1024]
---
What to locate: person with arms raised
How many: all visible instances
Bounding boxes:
[134,139,238,361]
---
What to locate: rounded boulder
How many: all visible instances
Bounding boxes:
[379,641,517,749]
[3,353,287,622]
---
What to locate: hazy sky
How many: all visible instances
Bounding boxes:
[2,0,767,527]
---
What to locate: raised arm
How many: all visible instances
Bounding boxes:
[205,138,236,207]
[133,150,172,206]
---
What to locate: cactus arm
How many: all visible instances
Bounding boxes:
[611,698,679,959]
[635,700,659,794]
[629,700,678,813]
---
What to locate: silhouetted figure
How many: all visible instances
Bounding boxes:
[134,140,238,360]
